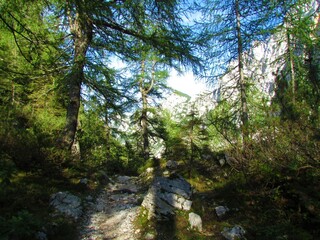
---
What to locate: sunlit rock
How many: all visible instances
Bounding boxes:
[50,191,82,220]
[142,175,192,220]
[189,212,202,232]
[221,225,246,240]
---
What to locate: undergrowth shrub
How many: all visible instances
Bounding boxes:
[0,210,42,240]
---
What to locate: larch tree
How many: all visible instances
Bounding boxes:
[194,0,281,148]
[52,0,200,154]
[272,0,320,121]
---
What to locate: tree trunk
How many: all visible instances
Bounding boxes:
[139,59,156,160]
[308,13,320,126]
[71,119,81,160]
[286,26,296,103]
[139,59,149,160]
[105,109,111,160]
[235,0,248,147]
[141,94,149,160]
[62,1,92,151]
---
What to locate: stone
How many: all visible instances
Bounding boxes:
[221,225,246,240]
[86,195,93,201]
[142,176,193,220]
[35,231,47,240]
[163,170,170,177]
[116,175,131,183]
[145,232,155,240]
[50,191,82,220]
[146,167,154,174]
[219,158,226,166]
[80,178,88,184]
[215,205,229,218]
[154,176,192,199]
[160,192,192,211]
[142,186,175,219]
[189,212,202,232]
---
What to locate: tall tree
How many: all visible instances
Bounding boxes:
[127,49,169,160]
[52,0,200,153]
[274,0,320,119]
[195,0,282,147]
[61,0,93,150]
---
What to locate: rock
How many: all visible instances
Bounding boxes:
[85,195,93,201]
[145,232,155,240]
[80,178,88,184]
[35,231,47,240]
[215,205,229,218]
[113,183,138,194]
[142,186,175,219]
[146,167,154,174]
[160,192,192,211]
[154,176,192,199]
[188,212,202,232]
[202,154,211,160]
[166,160,178,170]
[142,176,192,220]
[163,170,170,177]
[50,191,82,220]
[221,225,246,240]
[117,175,132,183]
[219,158,226,166]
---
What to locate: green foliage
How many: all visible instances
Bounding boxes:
[5,210,41,239]
[0,154,16,187]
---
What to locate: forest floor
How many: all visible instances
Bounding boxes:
[1,157,318,239]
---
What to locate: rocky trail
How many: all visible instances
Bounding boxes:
[49,163,246,240]
[79,175,144,240]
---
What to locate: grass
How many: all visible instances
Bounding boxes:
[1,148,319,240]
[136,157,319,240]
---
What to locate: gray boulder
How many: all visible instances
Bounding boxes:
[35,231,47,240]
[50,191,82,220]
[142,176,192,220]
[188,212,202,232]
[79,178,88,185]
[215,205,229,218]
[153,176,192,199]
[221,225,246,240]
[116,175,132,183]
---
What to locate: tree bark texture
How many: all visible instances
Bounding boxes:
[105,109,111,161]
[139,59,156,160]
[62,1,92,150]
[235,0,248,146]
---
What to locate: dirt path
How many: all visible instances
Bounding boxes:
[79,176,144,240]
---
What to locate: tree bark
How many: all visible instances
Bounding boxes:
[286,26,296,103]
[105,109,111,160]
[235,0,248,147]
[139,59,149,160]
[62,1,92,151]
[139,59,156,160]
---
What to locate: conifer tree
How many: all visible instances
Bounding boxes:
[195,0,286,147]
